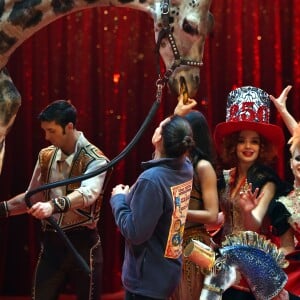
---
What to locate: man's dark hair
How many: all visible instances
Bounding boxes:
[38,100,77,128]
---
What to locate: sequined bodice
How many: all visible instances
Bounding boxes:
[220,168,249,236]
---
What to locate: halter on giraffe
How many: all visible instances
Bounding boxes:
[0,0,213,172]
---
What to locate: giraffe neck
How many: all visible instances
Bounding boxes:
[0,0,162,69]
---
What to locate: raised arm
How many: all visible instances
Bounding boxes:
[269,85,297,135]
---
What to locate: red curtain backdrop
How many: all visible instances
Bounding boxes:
[0,0,299,296]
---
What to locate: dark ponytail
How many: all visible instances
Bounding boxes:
[162,115,194,158]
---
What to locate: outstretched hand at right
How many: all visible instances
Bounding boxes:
[269,85,297,135]
[269,85,292,113]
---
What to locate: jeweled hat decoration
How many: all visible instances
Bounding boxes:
[214,86,285,152]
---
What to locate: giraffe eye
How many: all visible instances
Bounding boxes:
[182,19,198,35]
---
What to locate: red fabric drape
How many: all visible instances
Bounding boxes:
[0,1,300,296]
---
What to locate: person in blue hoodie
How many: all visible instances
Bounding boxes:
[110,115,194,300]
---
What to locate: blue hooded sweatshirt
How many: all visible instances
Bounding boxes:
[110,157,193,299]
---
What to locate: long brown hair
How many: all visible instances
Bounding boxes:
[219,131,278,168]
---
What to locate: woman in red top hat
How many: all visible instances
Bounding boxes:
[213,86,294,299]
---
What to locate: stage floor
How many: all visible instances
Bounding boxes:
[0,290,125,300]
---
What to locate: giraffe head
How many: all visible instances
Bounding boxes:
[0,0,213,99]
[0,0,213,175]
[155,0,213,98]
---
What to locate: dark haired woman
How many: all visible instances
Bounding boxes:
[170,96,219,300]
[213,86,292,300]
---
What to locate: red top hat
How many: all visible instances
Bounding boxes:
[214,86,285,153]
